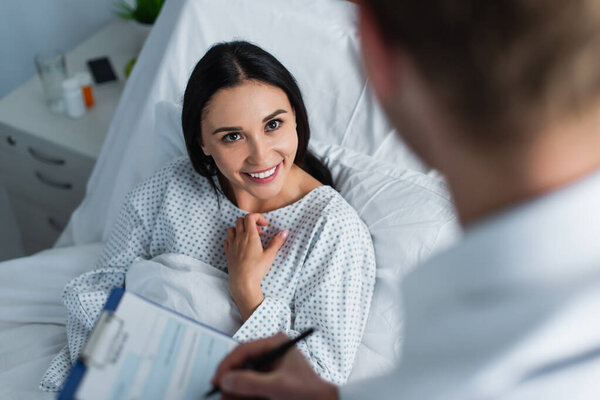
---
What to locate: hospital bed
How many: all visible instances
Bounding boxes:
[0,0,459,398]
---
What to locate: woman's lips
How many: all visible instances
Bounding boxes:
[243,163,281,184]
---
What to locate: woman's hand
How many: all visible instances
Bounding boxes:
[225,213,289,321]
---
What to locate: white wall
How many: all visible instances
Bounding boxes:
[0,0,115,99]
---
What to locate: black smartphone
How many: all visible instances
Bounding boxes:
[86,57,118,84]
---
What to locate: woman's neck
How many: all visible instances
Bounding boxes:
[218,165,322,213]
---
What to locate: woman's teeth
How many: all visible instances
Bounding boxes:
[248,166,277,179]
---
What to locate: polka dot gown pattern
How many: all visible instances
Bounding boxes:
[40,156,376,391]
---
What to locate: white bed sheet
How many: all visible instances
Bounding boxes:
[0,244,103,400]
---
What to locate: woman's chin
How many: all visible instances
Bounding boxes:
[246,186,283,202]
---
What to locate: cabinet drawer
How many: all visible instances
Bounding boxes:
[0,122,94,186]
[0,139,90,215]
[11,195,69,254]
[0,124,18,156]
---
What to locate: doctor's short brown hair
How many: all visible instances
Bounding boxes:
[366,0,600,141]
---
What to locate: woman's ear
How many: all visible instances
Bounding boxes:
[289,107,297,129]
[358,3,402,103]
[197,137,210,156]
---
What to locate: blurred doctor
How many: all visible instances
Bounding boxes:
[212,0,600,399]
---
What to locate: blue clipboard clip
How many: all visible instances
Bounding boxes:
[81,311,125,368]
[59,288,126,399]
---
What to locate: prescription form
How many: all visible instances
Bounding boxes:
[68,290,237,400]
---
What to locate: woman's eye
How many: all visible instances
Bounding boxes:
[266,119,281,131]
[222,132,241,143]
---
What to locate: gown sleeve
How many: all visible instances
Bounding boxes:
[39,167,169,391]
[233,209,377,385]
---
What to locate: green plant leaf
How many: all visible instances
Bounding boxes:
[113,0,164,24]
[133,0,165,24]
[113,1,135,19]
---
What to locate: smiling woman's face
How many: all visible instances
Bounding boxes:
[199,80,299,209]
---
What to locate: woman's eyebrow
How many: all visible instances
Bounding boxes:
[212,126,242,135]
[262,109,287,122]
[211,109,288,135]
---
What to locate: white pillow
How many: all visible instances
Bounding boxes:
[151,100,460,381]
[313,140,460,381]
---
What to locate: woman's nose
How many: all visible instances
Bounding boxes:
[247,136,269,165]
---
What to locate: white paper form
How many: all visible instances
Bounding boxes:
[74,291,237,400]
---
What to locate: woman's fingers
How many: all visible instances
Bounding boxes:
[236,217,245,233]
[228,214,273,236]
[243,214,260,236]
[254,213,270,227]
[227,227,235,241]
[244,213,269,234]
[244,212,269,227]
[229,214,287,248]
[266,230,289,258]
[225,228,234,253]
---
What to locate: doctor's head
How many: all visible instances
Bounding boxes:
[358,0,600,167]
[182,41,330,204]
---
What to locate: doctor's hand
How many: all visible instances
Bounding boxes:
[225,213,289,321]
[211,333,338,400]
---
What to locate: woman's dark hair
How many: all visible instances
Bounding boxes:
[182,41,333,196]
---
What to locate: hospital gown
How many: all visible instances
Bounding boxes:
[40,156,376,391]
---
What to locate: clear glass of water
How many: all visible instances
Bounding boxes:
[34,50,67,113]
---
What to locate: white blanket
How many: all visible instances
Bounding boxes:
[126,253,395,382]
[0,246,383,400]
[125,253,242,337]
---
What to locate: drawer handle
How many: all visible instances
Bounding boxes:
[35,171,73,190]
[28,147,66,165]
[48,217,65,232]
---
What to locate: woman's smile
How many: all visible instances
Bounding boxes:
[243,162,281,183]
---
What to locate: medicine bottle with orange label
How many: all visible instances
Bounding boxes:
[76,72,95,107]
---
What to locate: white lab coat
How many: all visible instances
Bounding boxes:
[342,169,600,399]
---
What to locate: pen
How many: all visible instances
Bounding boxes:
[204,327,316,398]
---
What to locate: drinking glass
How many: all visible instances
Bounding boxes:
[34,50,67,113]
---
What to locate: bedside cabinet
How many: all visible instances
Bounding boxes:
[0,18,148,255]
[0,123,94,253]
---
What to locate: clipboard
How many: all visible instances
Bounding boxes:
[58,288,238,400]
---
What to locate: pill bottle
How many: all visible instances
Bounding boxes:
[62,77,86,118]
[76,72,95,107]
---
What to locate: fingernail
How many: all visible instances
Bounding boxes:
[222,373,234,391]
[280,229,289,239]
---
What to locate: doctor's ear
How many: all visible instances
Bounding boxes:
[358,3,403,103]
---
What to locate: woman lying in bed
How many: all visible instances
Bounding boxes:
[40,41,375,390]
